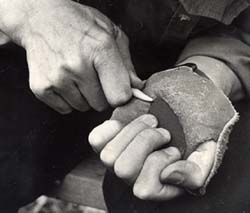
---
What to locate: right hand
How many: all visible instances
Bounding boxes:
[0,0,143,114]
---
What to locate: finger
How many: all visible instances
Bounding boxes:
[94,32,132,106]
[187,140,216,180]
[114,128,171,182]
[29,70,73,114]
[55,80,90,112]
[88,120,124,153]
[160,141,216,190]
[100,114,158,168]
[35,90,73,114]
[133,147,183,201]
[76,65,109,112]
[115,28,144,89]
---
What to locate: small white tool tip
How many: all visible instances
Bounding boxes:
[132,88,153,102]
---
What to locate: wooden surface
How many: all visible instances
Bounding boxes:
[55,155,107,211]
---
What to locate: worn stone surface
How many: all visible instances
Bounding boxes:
[112,67,236,158]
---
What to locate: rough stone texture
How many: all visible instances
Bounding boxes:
[111,66,239,194]
[112,67,236,158]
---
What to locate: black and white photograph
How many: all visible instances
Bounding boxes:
[0,0,249,212]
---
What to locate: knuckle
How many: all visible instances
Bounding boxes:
[133,184,152,200]
[45,68,69,89]
[29,81,52,97]
[98,32,114,49]
[146,151,165,164]
[175,161,192,173]
[100,148,116,168]
[65,56,84,72]
[138,128,161,142]
[109,89,132,107]
[48,74,63,88]
[179,162,204,189]
[164,147,181,158]
[114,158,133,180]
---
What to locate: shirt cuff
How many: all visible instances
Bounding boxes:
[178,36,250,99]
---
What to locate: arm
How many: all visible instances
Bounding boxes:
[89,12,250,201]
[177,56,244,101]
[89,25,247,201]
[177,17,250,102]
[0,0,143,113]
[159,19,249,195]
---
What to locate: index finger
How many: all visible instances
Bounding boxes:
[115,27,144,89]
[93,33,132,107]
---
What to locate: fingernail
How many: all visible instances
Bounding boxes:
[163,147,181,158]
[139,114,158,127]
[156,128,171,142]
[165,172,185,185]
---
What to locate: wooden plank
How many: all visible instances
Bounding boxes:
[55,155,107,211]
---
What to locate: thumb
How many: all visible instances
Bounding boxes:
[115,26,145,89]
[160,141,216,190]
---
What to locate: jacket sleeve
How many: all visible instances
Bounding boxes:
[177,11,250,99]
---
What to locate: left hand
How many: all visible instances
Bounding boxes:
[89,114,217,201]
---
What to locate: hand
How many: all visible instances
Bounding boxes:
[160,140,216,191]
[0,0,143,114]
[89,114,183,200]
[134,140,216,201]
[89,114,217,201]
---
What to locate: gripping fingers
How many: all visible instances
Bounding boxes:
[114,128,171,182]
[100,114,158,168]
[94,32,132,107]
[34,90,73,114]
[76,66,109,112]
[55,82,90,112]
[160,141,216,190]
[133,147,183,201]
[29,68,90,113]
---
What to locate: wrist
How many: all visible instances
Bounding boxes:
[177,56,244,101]
[0,0,67,45]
